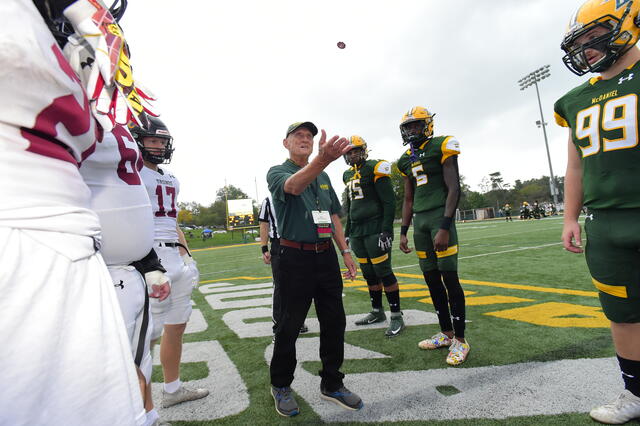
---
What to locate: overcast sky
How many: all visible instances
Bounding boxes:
[120,0,587,205]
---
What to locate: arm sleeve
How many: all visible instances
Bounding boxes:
[374,176,396,234]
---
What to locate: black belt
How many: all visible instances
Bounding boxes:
[158,242,179,247]
[280,238,331,252]
[157,241,192,256]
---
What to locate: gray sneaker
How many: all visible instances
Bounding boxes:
[271,386,299,417]
[162,385,209,408]
[355,309,386,325]
[321,386,363,410]
[385,313,405,337]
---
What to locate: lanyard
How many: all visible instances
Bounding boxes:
[310,177,321,210]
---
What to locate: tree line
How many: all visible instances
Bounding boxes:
[179,169,564,226]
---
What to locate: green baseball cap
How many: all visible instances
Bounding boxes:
[286,121,318,137]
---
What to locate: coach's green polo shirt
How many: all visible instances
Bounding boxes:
[267,159,342,243]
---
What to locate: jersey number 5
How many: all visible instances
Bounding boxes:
[576,93,638,157]
[155,185,177,218]
[411,165,428,186]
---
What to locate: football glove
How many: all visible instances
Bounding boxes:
[378,231,393,252]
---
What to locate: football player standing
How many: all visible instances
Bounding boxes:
[342,136,404,336]
[136,116,210,408]
[397,107,470,366]
[79,123,171,426]
[556,0,640,423]
[0,0,146,424]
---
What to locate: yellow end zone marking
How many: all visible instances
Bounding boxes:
[192,242,260,253]
[200,276,271,284]
[395,273,598,298]
[484,302,608,328]
[465,295,533,306]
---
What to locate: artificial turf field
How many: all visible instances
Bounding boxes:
[154,215,629,425]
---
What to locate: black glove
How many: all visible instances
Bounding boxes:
[378,231,393,252]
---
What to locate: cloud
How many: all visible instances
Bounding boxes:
[121,0,586,204]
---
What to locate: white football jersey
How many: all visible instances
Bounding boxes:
[0,0,100,238]
[141,166,180,242]
[80,125,155,265]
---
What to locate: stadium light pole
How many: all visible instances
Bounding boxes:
[518,65,559,206]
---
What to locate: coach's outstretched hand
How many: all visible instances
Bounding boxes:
[317,130,352,164]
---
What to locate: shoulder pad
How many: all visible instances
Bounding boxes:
[554,111,568,127]
[440,136,460,164]
[374,160,392,177]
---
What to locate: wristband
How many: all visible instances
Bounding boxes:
[261,245,269,254]
[341,248,351,255]
[440,216,453,230]
[400,225,409,236]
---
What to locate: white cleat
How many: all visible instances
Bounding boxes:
[590,390,640,424]
[162,385,209,408]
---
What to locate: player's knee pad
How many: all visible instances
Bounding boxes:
[365,277,382,291]
[360,262,376,281]
[419,257,437,273]
[381,273,397,287]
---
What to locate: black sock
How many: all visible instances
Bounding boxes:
[366,278,383,310]
[369,289,383,310]
[441,271,466,339]
[618,354,640,398]
[384,289,401,313]
[423,270,452,332]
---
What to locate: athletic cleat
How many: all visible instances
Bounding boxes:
[271,386,299,417]
[385,313,405,337]
[418,332,452,350]
[355,310,386,325]
[590,390,640,424]
[161,385,209,408]
[446,338,470,366]
[321,386,363,410]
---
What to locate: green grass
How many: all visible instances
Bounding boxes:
[172,216,616,425]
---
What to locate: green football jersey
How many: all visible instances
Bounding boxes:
[554,61,640,209]
[343,159,395,237]
[397,136,460,213]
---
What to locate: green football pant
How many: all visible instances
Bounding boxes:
[413,207,459,272]
[350,234,393,281]
[585,208,640,323]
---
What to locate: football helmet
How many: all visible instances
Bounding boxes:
[129,115,174,164]
[400,106,435,146]
[344,135,368,166]
[34,0,129,48]
[561,0,640,75]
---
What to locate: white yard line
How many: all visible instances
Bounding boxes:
[395,241,563,270]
